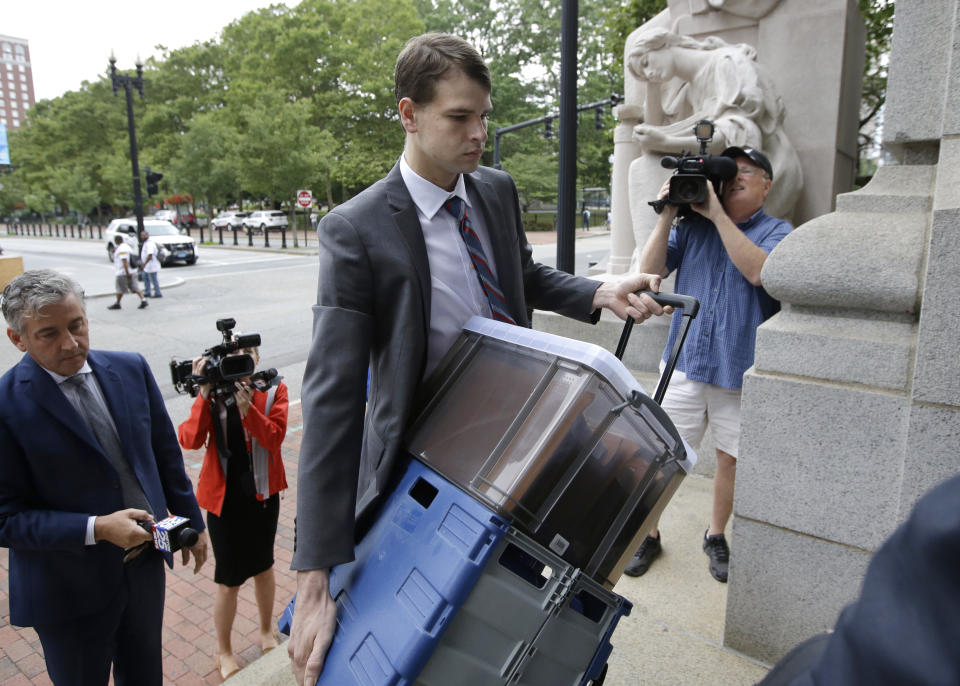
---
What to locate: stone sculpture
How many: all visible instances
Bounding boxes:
[624,28,801,262]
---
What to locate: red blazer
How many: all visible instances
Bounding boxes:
[178,383,289,517]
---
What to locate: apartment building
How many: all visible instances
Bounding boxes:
[0,35,36,130]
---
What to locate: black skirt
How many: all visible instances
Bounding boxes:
[207,491,279,587]
[206,408,280,587]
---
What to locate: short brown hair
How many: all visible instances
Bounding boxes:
[394,33,491,106]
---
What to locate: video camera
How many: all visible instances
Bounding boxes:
[649,120,738,216]
[170,318,279,402]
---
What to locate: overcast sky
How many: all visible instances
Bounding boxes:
[4,1,295,102]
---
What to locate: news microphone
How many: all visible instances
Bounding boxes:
[138,515,199,553]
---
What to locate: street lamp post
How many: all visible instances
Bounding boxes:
[557,0,579,274]
[109,54,146,235]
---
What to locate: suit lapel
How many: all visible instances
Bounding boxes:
[18,355,102,454]
[386,164,431,338]
[466,173,524,321]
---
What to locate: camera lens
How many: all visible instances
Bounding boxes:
[220,354,255,380]
[669,174,706,205]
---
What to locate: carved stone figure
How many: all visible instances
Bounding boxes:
[624,28,801,262]
[686,0,782,19]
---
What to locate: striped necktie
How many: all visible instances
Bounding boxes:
[64,373,153,515]
[444,196,517,325]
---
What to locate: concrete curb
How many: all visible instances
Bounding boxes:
[85,276,187,299]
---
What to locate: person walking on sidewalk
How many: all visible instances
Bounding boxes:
[109,236,147,310]
[138,229,163,298]
[626,147,791,582]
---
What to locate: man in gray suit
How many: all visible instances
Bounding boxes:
[289,33,668,684]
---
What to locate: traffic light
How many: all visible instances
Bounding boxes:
[595,108,604,130]
[145,167,163,197]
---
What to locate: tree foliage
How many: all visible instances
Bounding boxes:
[858,0,895,169]
[1,0,891,219]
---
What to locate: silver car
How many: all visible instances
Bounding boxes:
[104,218,198,266]
[243,210,289,234]
[210,210,250,231]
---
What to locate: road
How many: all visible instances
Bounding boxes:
[0,234,611,421]
[0,237,319,422]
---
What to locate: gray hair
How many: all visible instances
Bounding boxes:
[2,269,86,333]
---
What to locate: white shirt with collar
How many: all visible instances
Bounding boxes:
[399,155,501,378]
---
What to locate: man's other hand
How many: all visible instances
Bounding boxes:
[181,528,209,574]
[690,178,725,224]
[93,508,154,548]
[290,569,338,686]
[592,273,673,322]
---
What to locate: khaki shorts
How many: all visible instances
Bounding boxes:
[115,274,138,294]
[659,363,742,458]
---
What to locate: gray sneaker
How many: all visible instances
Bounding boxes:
[623,534,662,577]
[703,530,729,582]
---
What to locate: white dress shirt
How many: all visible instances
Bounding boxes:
[399,156,501,378]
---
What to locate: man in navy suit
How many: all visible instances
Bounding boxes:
[0,269,209,686]
[288,33,669,685]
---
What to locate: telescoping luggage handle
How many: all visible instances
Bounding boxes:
[614,291,700,406]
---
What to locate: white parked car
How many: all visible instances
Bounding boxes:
[243,210,289,234]
[105,218,198,266]
[210,210,250,231]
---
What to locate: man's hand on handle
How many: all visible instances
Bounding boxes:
[290,569,338,686]
[592,273,673,322]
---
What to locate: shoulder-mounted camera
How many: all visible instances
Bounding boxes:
[649,120,738,216]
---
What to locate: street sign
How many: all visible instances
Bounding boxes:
[297,189,313,208]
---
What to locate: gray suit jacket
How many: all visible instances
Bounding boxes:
[292,163,600,570]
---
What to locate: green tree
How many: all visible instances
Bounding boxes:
[170,110,242,216]
[234,88,328,217]
[858,0,894,176]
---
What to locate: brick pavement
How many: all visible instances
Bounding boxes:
[0,401,306,686]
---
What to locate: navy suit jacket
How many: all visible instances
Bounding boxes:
[293,164,602,571]
[0,349,204,627]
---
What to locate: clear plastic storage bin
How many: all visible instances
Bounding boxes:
[407,317,696,587]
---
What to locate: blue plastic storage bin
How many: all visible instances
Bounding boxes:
[280,457,509,685]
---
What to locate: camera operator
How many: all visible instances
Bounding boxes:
[177,342,288,680]
[626,147,792,583]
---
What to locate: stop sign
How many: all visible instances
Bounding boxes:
[297,189,313,208]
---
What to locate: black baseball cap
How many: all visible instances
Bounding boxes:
[722,146,773,180]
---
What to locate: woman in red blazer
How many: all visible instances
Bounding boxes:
[178,344,288,680]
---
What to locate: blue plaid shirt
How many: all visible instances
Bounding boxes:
[664,208,792,390]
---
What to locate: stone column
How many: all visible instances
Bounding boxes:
[608,120,640,274]
[724,0,960,663]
